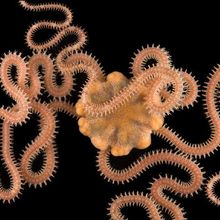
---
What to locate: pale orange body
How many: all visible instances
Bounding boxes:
[0,1,219,220]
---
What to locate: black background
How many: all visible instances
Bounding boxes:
[0,0,220,219]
